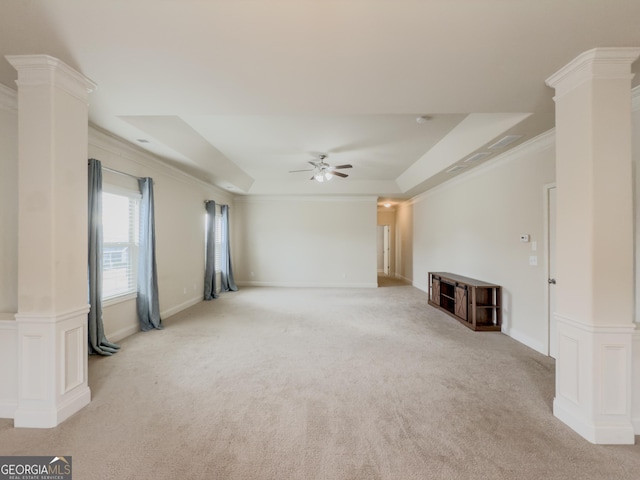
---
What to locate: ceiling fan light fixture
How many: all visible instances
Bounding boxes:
[291,154,351,182]
[313,165,333,182]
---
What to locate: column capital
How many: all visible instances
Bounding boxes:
[5,54,97,102]
[545,47,640,99]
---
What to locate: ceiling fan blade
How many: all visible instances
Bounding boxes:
[331,171,348,178]
[308,161,320,167]
[288,169,314,173]
[333,164,352,169]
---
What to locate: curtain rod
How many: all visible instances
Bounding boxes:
[102,165,142,181]
[204,201,229,207]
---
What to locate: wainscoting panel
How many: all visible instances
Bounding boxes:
[63,326,84,393]
[557,329,580,404]
[0,319,18,418]
[13,306,91,428]
[632,330,640,433]
[553,314,635,444]
[601,345,627,415]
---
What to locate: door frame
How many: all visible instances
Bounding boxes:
[543,182,557,357]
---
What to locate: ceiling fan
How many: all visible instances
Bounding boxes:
[288,154,353,182]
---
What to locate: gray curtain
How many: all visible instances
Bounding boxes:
[87,158,120,355]
[203,200,218,300]
[220,204,238,293]
[137,177,163,331]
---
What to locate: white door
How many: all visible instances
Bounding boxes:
[376,225,391,276]
[548,186,557,358]
[377,226,384,274]
[383,225,390,276]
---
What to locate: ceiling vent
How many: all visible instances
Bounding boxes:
[446,165,466,173]
[487,134,523,150]
[464,152,492,163]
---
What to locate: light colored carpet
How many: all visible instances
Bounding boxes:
[1,282,639,479]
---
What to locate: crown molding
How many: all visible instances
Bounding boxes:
[88,126,233,203]
[0,83,17,112]
[234,195,378,205]
[5,54,96,103]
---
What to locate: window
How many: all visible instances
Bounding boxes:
[102,190,140,300]
[205,203,223,294]
[205,204,223,272]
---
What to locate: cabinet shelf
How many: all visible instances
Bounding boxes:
[428,272,501,332]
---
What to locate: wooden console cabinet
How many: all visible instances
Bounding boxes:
[428,272,501,331]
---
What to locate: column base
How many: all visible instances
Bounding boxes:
[14,306,91,428]
[14,385,90,429]
[554,396,635,444]
[554,314,636,444]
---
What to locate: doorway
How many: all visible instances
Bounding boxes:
[377,225,390,276]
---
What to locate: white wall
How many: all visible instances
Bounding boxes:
[0,93,235,341]
[408,132,556,353]
[0,318,17,417]
[395,201,413,283]
[88,129,233,341]
[233,196,378,287]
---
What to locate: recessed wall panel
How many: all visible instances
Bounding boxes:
[21,334,44,400]
[558,334,579,403]
[63,326,83,393]
[602,345,627,415]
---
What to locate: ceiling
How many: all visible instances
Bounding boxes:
[2,1,640,205]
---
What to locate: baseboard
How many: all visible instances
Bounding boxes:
[14,385,91,429]
[413,280,428,293]
[554,396,635,445]
[236,281,378,288]
[57,385,91,425]
[502,327,547,355]
[632,416,640,435]
[160,296,203,320]
[395,273,413,284]
[108,324,140,343]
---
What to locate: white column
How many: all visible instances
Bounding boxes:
[546,48,640,444]
[6,55,96,428]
